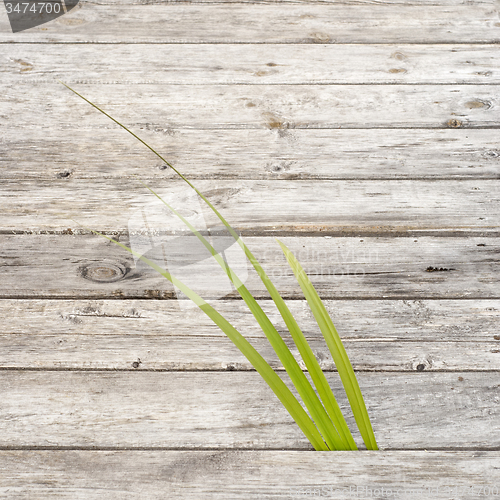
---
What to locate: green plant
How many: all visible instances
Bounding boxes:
[61,82,378,451]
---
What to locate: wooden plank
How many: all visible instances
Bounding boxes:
[0,1,498,44]
[2,333,500,371]
[1,179,499,232]
[3,44,500,84]
[0,235,498,299]
[2,128,500,181]
[1,451,499,500]
[0,371,499,449]
[4,83,500,129]
[2,299,498,342]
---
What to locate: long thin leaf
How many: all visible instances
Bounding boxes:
[60,82,368,450]
[77,225,329,451]
[277,239,378,450]
[136,180,346,450]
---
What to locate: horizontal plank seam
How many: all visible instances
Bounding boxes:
[1,295,499,300]
[0,333,495,343]
[0,445,498,451]
[3,231,500,237]
[3,178,500,182]
[1,338,498,346]
[5,42,500,46]
[0,367,498,373]
[7,126,500,130]
[9,81,500,86]
[2,42,500,46]
[0,178,500,182]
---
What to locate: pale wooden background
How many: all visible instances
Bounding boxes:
[1,0,500,498]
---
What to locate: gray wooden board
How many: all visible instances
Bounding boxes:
[0,1,498,44]
[2,334,500,371]
[0,450,499,499]
[0,371,499,449]
[1,0,499,487]
[1,299,498,341]
[0,235,498,298]
[1,180,499,232]
[2,128,500,181]
[4,83,500,129]
[2,44,499,84]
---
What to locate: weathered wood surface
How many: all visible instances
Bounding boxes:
[2,299,498,341]
[0,1,498,44]
[1,180,499,232]
[0,236,498,298]
[3,44,500,84]
[4,83,500,128]
[1,0,499,490]
[1,450,499,499]
[2,128,500,180]
[1,371,499,449]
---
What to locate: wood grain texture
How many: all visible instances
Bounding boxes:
[1,179,499,232]
[1,0,499,487]
[2,334,500,371]
[0,450,499,499]
[4,83,500,129]
[3,44,500,84]
[0,1,498,43]
[1,371,499,449]
[0,235,498,298]
[2,128,500,181]
[2,299,498,341]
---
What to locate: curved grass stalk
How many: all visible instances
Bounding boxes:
[135,180,348,450]
[277,240,378,450]
[79,225,329,451]
[61,81,376,451]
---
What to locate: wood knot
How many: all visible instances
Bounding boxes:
[309,32,331,43]
[391,51,407,61]
[465,100,491,110]
[80,262,128,283]
[483,150,500,159]
[446,119,462,128]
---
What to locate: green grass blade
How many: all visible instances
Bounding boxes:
[277,240,378,451]
[78,224,329,452]
[61,82,363,450]
[136,181,346,450]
